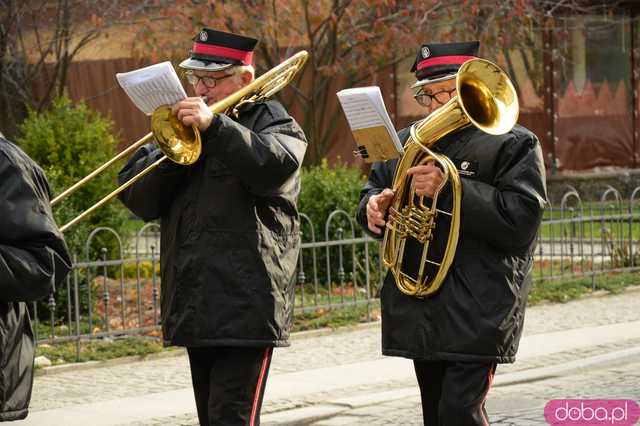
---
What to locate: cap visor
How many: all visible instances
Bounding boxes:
[178,58,234,71]
[411,73,456,88]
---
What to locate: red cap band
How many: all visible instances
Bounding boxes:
[192,42,254,65]
[417,55,475,71]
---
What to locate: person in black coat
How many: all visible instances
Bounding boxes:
[117,28,307,426]
[0,133,72,422]
[356,42,547,425]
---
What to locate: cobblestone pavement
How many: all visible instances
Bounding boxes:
[29,289,640,425]
[142,355,640,426]
[300,355,640,426]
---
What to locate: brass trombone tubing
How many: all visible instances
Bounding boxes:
[59,156,168,232]
[50,134,152,206]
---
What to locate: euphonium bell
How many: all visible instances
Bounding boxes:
[382,58,519,297]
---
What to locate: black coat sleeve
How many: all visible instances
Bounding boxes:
[0,148,72,302]
[117,142,189,221]
[460,130,547,253]
[201,102,307,196]
[356,160,395,240]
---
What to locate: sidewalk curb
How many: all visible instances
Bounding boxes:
[291,320,381,341]
[34,348,186,377]
[34,321,382,377]
[263,345,640,425]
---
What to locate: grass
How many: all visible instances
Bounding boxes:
[293,301,379,332]
[539,204,640,240]
[538,220,640,241]
[36,337,163,366]
[529,271,637,305]
[543,202,640,220]
[34,324,87,344]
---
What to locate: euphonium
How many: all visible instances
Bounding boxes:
[382,58,519,297]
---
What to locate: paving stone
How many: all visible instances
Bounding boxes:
[28,290,640,425]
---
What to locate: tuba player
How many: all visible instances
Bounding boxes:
[356,41,547,425]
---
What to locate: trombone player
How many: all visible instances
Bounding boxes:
[356,41,547,425]
[117,28,307,426]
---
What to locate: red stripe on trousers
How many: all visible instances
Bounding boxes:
[482,364,496,426]
[249,348,272,426]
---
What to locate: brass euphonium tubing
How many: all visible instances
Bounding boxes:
[382,58,519,297]
[54,51,309,232]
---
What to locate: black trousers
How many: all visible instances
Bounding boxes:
[186,346,273,426]
[413,360,497,426]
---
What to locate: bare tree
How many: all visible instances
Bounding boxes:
[131,0,629,162]
[0,0,145,138]
[439,0,628,96]
[131,0,445,163]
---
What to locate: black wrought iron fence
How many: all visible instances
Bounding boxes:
[32,185,640,359]
[535,185,640,284]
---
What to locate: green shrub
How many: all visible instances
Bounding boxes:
[298,160,382,295]
[299,158,366,239]
[121,261,161,279]
[18,96,130,319]
[18,96,129,258]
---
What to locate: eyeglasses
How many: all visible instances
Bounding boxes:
[413,88,457,107]
[185,72,234,88]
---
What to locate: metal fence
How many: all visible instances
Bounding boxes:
[536,184,640,283]
[33,185,640,357]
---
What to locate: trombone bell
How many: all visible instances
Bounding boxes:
[151,106,201,165]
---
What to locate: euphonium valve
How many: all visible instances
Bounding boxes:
[382,58,519,297]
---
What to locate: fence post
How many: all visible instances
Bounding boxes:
[102,248,110,333]
[73,254,81,362]
[48,292,56,345]
[337,228,345,305]
[297,233,306,311]
[151,245,158,326]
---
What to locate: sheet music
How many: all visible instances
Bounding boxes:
[116,62,187,115]
[337,86,403,161]
[339,93,384,129]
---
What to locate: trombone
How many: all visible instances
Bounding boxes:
[53,51,309,232]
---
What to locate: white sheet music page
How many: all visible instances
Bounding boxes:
[116,61,187,116]
[336,86,403,162]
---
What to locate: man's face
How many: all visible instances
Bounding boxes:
[187,68,251,106]
[413,78,457,115]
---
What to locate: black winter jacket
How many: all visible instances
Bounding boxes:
[118,100,307,348]
[357,125,547,363]
[0,137,71,421]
